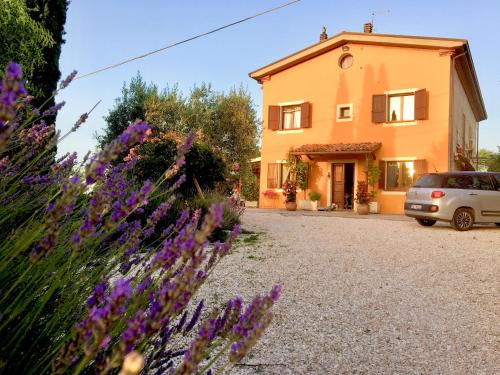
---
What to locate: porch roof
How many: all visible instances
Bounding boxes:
[291,142,381,159]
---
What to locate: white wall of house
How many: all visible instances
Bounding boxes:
[451,68,478,170]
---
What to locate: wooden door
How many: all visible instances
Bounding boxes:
[332,164,344,209]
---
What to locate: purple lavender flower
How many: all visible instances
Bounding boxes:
[70,112,88,132]
[120,310,147,353]
[59,70,77,90]
[0,62,27,149]
[85,120,150,184]
[42,101,65,117]
[111,278,132,300]
[87,281,107,308]
[184,300,204,333]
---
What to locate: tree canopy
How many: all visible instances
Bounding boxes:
[98,74,260,180]
[0,0,55,97]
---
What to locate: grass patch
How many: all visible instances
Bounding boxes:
[242,234,259,244]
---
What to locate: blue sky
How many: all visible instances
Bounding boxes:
[56,0,499,158]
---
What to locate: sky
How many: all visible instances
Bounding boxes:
[56,0,500,159]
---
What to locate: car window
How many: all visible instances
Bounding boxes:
[494,174,500,190]
[443,175,474,189]
[470,175,494,191]
[413,175,442,188]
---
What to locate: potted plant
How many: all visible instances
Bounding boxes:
[308,191,321,211]
[354,181,370,215]
[367,160,381,213]
[282,180,297,211]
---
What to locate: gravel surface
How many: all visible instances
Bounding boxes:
[198,209,500,374]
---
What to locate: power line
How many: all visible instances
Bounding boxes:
[75,0,302,80]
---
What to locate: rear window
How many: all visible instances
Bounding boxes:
[413,174,442,188]
[494,174,500,188]
[442,174,494,190]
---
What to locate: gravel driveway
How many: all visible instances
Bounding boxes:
[200,209,500,374]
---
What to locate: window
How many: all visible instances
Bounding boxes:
[372,89,427,123]
[386,161,415,190]
[267,102,311,130]
[413,174,443,188]
[282,106,301,129]
[442,175,494,191]
[336,103,353,122]
[388,94,415,122]
[339,54,353,69]
[494,174,500,189]
[267,163,290,189]
[379,159,427,191]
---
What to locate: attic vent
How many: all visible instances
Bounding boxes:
[364,22,373,33]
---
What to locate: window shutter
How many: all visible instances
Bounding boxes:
[372,95,387,123]
[300,102,311,128]
[413,159,427,182]
[378,161,386,190]
[267,163,278,188]
[268,106,280,130]
[414,89,427,120]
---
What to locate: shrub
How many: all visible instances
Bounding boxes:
[189,192,245,240]
[0,62,280,374]
[308,191,321,201]
[132,133,228,198]
[241,165,259,201]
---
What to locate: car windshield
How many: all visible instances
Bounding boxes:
[413,174,442,188]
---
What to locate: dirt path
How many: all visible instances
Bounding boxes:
[199,209,500,374]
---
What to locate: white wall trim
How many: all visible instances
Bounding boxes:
[384,88,419,95]
[381,191,407,196]
[276,129,304,134]
[380,156,418,161]
[382,121,417,127]
[277,100,305,106]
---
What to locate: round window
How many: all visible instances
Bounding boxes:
[339,54,353,69]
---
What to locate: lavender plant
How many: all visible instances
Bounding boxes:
[0,62,280,374]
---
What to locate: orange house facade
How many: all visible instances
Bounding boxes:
[249,29,487,214]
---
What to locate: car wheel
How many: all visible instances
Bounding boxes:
[416,218,436,227]
[452,208,474,231]
[495,223,500,227]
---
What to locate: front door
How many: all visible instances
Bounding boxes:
[332,164,345,209]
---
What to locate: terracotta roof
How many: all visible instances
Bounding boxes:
[292,142,382,155]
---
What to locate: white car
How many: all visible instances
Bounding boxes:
[404,172,500,231]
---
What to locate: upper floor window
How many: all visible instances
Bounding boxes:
[268,102,311,130]
[336,103,353,122]
[389,94,415,122]
[372,89,427,124]
[282,105,301,129]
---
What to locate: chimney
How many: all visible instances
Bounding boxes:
[364,22,373,33]
[319,26,328,42]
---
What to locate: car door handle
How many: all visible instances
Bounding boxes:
[469,193,478,196]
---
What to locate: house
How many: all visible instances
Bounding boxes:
[249,24,487,214]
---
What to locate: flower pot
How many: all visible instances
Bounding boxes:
[298,199,318,211]
[311,201,318,211]
[285,202,297,211]
[356,203,369,215]
[369,201,380,214]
